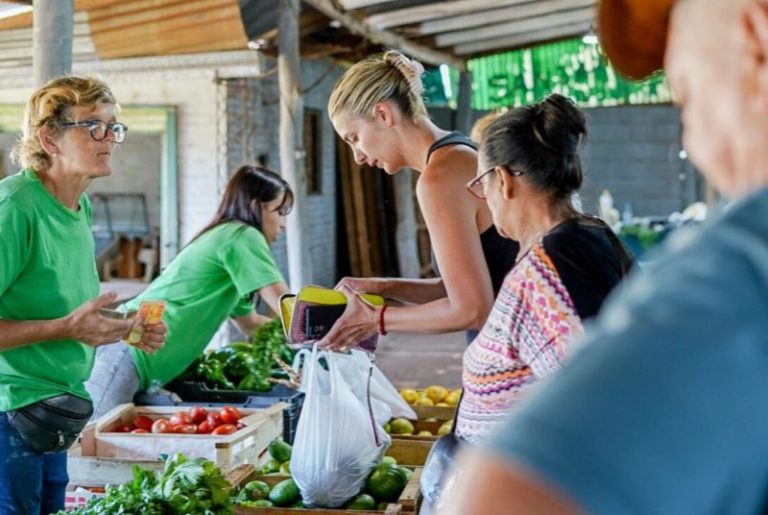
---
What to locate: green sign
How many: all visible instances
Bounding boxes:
[424,37,672,110]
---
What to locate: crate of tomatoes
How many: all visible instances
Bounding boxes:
[135,384,304,445]
[89,403,284,472]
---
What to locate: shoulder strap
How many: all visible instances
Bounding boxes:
[426,131,478,165]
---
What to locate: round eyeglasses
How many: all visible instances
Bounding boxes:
[59,119,128,143]
[466,166,525,200]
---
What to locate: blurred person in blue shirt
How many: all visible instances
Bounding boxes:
[439,0,768,514]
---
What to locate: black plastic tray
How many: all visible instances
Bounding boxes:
[133,382,303,444]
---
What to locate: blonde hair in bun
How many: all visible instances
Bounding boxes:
[328,50,428,122]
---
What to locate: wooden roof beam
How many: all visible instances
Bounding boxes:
[417,0,595,36]
[453,21,591,56]
[339,0,401,9]
[436,7,595,47]
[367,0,538,30]
[302,0,466,70]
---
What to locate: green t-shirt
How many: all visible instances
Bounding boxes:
[125,221,284,390]
[0,169,99,411]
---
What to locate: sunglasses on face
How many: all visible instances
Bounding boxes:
[59,119,128,143]
[465,166,525,200]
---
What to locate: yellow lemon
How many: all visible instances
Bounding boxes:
[389,418,415,435]
[425,385,448,404]
[444,391,461,407]
[399,388,419,404]
[414,397,434,407]
[435,402,450,407]
[417,430,433,437]
[437,420,453,436]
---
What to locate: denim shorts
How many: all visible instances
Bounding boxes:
[0,413,67,514]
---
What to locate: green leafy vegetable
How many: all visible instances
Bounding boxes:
[57,454,233,515]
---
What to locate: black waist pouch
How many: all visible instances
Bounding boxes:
[6,394,93,454]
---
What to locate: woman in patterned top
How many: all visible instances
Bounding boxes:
[457,94,634,444]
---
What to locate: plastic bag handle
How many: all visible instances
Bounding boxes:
[365,356,384,447]
[306,345,384,448]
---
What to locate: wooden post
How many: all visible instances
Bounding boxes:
[278,0,312,289]
[33,0,74,86]
[455,70,473,134]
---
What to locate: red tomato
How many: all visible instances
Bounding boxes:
[133,415,154,432]
[196,421,213,434]
[114,424,133,433]
[169,411,192,427]
[151,419,172,434]
[175,424,197,434]
[131,428,149,434]
[189,406,208,424]
[211,424,237,435]
[206,412,222,428]
[219,406,242,424]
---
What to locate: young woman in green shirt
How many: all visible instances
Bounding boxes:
[86,165,292,419]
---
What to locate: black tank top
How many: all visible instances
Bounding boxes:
[425,131,519,296]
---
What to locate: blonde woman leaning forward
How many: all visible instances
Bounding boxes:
[319,51,519,350]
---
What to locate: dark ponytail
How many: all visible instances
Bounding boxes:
[483,93,587,200]
[190,165,293,244]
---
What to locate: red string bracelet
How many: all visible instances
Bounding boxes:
[378,305,388,335]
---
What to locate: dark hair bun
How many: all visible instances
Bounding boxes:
[532,94,586,157]
[482,93,587,200]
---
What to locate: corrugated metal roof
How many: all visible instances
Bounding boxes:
[0,0,599,70]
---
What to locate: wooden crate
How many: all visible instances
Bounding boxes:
[411,404,456,421]
[91,403,284,472]
[227,465,422,515]
[385,439,435,467]
[389,419,452,442]
[69,437,166,487]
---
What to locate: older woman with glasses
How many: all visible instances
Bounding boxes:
[419,94,634,513]
[0,76,166,514]
[458,94,634,444]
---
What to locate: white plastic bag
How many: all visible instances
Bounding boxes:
[290,345,390,507]
[293,349,416,425]
[335,351,417,424]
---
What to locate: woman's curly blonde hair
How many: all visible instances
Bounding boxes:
[11,75,118,171]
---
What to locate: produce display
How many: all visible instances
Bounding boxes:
[107,405,246,435]
[177,319,296,392]
[384,417,452,437]
[59,453,233,514]
[398,385,460,407]
[235,439,413,511]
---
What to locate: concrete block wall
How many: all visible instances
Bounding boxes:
[225,58,343,288]
[578,105,701,217]
[465,104,702,218]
